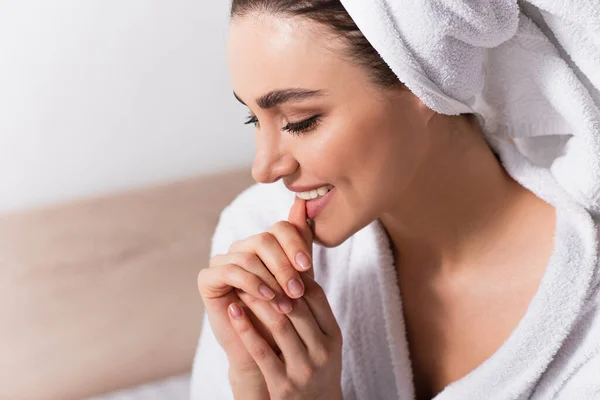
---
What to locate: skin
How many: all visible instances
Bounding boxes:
[228,11,557,399]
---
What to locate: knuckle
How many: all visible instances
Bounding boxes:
[271,316,294,336]
[297,365,317,384]
[270,220,290,233]
[222,263,238,278]
[310,283,327,302]
[249,344,270,361]
[278,266,296,281]
[236,321,253,336]
[242,293,259,306]
[238,252,256,268]
[235,287,254,303]
[241,273,258,289]
[276,383,296,400]
[256,232,275,247]
[228,363,261,379]
[271,220,289,230]
[311,346,331,367]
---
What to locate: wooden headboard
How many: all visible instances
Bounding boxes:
[0,167,254,400]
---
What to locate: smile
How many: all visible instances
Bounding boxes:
[295,184,334,200]
[304,186,336,219]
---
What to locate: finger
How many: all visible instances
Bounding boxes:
[288,196,315,280]
[228,299,287,385]
[230,233,306,302]
[266,291,329,357]
[286,198,338,340]
[210,252,286,298]
[197,263,276,301]
[237,289,313,370]
[287,195,314,252]
[299,273,342,339]
[196,287,252,370]
[210,252,293,314]
[268,221,312,272]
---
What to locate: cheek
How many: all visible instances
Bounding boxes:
[339,122,420,214]
[348,130,398,187]
[330,128,394,213]
[302,127,351,179]
[308,134,393,247]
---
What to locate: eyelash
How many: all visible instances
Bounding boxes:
[244,114,321,136]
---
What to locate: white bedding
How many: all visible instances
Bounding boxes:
[86,373,190,400]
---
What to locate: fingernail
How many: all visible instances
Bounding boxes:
[229,303,243,319]
[258,284,275,299]
[277,296,293,313]
[295,252,312,271]
[287,278,304,298]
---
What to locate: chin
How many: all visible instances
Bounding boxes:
[311,223,354,248]
[312,210,377,248]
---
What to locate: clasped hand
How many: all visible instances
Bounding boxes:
[198,196,343,400]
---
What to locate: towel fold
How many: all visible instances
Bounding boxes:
[339,0,600,214]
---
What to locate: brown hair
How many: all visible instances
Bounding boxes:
[230,0,405,90]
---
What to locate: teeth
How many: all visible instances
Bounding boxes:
[296,184,333,200]
[316,186,329,196]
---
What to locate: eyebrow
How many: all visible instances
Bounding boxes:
[233,88,327,109]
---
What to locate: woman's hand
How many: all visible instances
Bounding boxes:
[197,196,317,395]
[227,198,343,400]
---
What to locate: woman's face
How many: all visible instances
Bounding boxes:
[227,13,436,247]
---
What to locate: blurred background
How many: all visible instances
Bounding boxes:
[0,0,254,213]
[0,1,257,398]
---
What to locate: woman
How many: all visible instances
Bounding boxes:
[192,1,600,399]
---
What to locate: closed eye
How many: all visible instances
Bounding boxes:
[244,114,321,137]
[283,115,321,136]
[244,114,259,127]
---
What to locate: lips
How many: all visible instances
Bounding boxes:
[305,187,336,219]
[286,183,333,193]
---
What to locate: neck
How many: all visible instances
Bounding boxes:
[379,120,544,280]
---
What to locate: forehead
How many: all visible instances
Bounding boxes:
[227,13,348,103]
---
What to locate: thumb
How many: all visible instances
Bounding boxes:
[288,195,314,278]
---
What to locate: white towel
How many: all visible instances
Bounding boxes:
[338,0,600,215]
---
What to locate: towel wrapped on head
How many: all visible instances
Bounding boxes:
[339,0,600,215]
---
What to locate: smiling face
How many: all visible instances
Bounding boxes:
[227,12,438,247]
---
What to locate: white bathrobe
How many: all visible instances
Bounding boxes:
[190,136,600,399]
[190,2,600,396]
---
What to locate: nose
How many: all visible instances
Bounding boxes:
[251,133,298,184]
